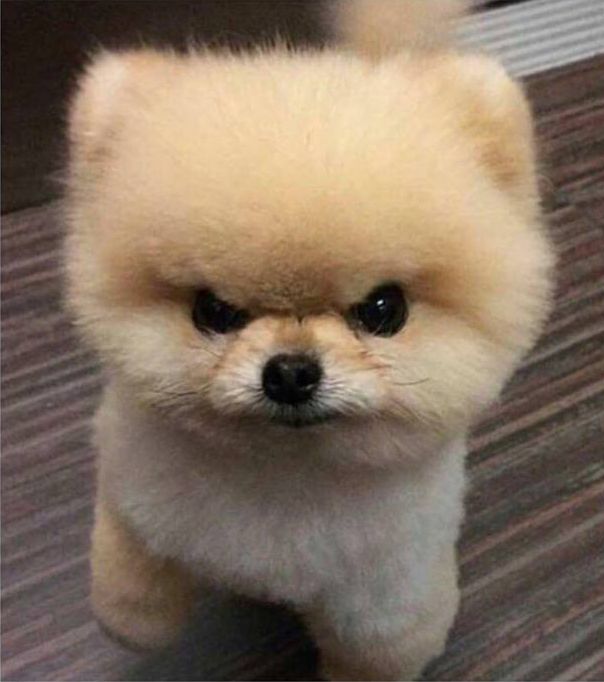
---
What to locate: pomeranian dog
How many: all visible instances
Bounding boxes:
[65,1,554,679]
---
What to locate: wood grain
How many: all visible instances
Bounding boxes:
[2,56,603,681]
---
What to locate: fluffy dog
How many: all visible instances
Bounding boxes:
[65,1,554,678]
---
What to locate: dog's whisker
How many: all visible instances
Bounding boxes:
[390,378,430,388]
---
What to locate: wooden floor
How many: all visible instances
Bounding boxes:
[2,56,603,681]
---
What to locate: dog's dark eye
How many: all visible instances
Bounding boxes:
[350,284,407,336]
[192,290,250,334]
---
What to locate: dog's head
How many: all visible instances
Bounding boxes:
[66,50,553,462]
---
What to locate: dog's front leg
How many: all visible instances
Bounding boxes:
[90,498,196,650]
[305,547,459,681]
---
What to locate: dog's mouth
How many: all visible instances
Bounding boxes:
[268,408,337,429]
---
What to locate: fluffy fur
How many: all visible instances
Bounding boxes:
[65,1,554,679]
[330,0,474,56]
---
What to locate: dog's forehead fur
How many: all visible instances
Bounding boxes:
[76,51,531,314]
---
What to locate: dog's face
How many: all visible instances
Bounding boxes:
[66,50,553,458]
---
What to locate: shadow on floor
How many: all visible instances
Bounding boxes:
[123,592,319,681]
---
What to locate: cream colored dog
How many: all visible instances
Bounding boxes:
[65,1,554,679]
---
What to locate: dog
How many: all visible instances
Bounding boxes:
[65,1,554,678]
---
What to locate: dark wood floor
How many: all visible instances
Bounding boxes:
[2,56,604,682]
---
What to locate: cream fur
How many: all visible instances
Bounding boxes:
[330,0,473,57]
[65,2,554,679]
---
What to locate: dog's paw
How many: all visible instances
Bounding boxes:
[92,589,190,651]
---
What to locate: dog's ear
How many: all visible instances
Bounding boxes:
[435,54,539,215]
[69,50,169,167]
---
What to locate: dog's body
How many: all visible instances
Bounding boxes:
[66,2,554,679]
[100,385,465,600]
[96,384,464,678]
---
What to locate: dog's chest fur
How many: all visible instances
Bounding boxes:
[97,385,466,605]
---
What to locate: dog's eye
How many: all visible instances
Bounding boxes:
[192,290,250,334]
[350,284,407,336]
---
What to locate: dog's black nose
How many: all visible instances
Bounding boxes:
[262,354,322,405]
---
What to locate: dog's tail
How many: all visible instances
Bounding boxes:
[329,0,473,58]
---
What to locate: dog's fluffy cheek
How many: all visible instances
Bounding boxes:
[86,306,216,411]
[381,312,519,428]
